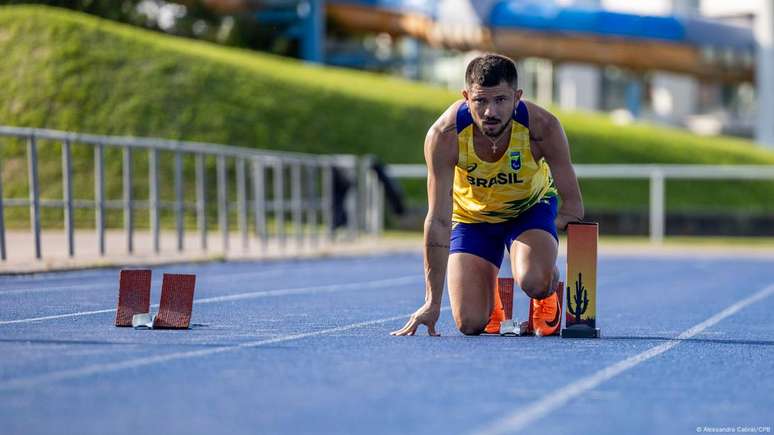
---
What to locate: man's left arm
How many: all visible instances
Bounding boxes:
[538,113,584,231]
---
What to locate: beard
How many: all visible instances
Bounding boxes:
[480,120,509,138]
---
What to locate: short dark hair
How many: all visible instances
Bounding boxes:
[465,53,518,89]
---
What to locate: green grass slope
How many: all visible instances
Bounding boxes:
[0,5,772,229]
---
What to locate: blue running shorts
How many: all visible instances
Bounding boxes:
[450,196,558,268]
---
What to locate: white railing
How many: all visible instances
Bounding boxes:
[386,163,774,243]
[0,126,384,262]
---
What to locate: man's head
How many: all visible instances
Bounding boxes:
[462,53,522,138]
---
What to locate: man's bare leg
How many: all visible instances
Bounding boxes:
[447,252,498,335]
[509,229,559,299]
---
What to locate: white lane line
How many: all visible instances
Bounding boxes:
[0,307,449,391]
[473,282,774,435]
[0,275,423,325]
[0,308,120,326]
[0,255,403,295]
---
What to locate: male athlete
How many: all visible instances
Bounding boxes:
[391,53,584,337]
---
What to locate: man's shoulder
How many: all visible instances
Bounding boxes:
[431,99,466,136]
[523,100,561,135]
[425,100,463,165]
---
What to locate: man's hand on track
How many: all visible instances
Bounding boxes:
[390,303,441,336]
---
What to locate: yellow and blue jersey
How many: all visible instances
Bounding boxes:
[452,100,558,224]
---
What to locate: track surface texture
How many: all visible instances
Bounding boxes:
[1,252,772,435]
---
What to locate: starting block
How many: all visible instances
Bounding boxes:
[115,269,152,327]
[115,271,196,330]
[491,222,601,338]
[497,277,564,336]
[561,222,601,338]
[151,273,196,329]
[496,277,525,336]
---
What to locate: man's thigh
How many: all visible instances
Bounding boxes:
[447,252,498,334]
[509,229,558,299]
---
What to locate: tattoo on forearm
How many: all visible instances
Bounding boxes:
[432,217,451,228]
[425,242,450,249]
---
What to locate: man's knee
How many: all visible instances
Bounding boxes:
[456,315,488,335]
[519,270,554,299]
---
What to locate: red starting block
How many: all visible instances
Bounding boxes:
[115,269,152,327]
[497,277,514,320]
[152,273,196,329]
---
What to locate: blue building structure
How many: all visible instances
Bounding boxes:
[202,0,768,141]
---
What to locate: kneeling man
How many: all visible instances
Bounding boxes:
[391,53,584,337]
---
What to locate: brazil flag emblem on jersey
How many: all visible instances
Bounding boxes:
[510,151,521,171]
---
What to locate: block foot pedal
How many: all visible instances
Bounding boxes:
[152,274,196,329]
[115,270,152,327]
[561,222,602,339]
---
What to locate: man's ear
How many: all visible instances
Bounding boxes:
[514,89,523,102]
[462,88,469,101]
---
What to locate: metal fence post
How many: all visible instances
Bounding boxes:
[346,159,358,240]
[237,158,248,252]
[321,162,333,242]
[649,169,665,244]
[291,161,303,248]
[217,155,229,252]
[94,144,105,256]
[252,159,267,251]
[196,154,207,251]
[374,177,384,236]
[0,155,5,261]
[123,146,134,254]
[149,149,160,254]
[174,151,184,252]
[27,135,42,259]
[274,160,285,249]
[365,160,378,235]
[355,156,367,235]
[304,163,318,247]
[62,139,74,257]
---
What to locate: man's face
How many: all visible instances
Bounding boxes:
[463,81,522,138]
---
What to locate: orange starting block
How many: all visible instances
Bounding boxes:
[561,222,601,338]
[495,222,601,337]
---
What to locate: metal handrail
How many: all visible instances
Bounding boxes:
[0,126,324,163]
[0,126,384,261]
[386,163,774,243]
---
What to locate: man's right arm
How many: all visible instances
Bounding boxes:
[422,124,457,308]
[390,110,458,337]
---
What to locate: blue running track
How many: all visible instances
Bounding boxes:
[1,252,772,435]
